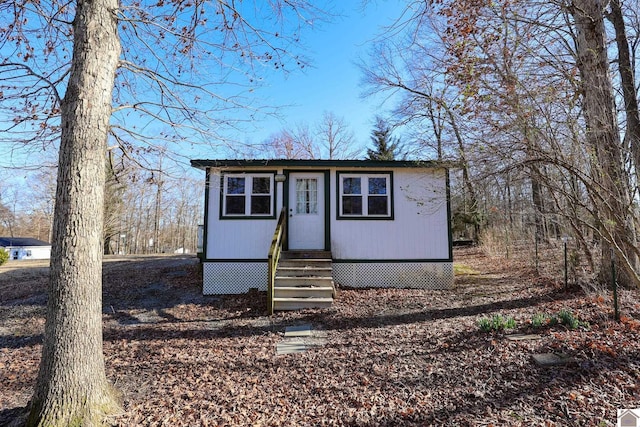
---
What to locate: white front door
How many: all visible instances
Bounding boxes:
[288,172,325,250]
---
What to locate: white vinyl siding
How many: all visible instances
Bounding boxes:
[331,169,449,260]
[208,171,280,258]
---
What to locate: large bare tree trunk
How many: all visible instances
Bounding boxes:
[27,0,122,424]
[571,0,638,287]
[608,0,640,170]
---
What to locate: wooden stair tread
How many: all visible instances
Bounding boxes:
[282,250,331,256]
[272,251,334,312]
[280,258,331,264]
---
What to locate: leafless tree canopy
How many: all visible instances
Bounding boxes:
[260,111,362,159]
[361,0,640,287]
[0,0,325,164]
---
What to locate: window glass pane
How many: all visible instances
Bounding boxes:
[342,196,363,215]
[226,196,245,214]
[251,195,271,215]
[368,196,388,215]
[368,177,387,195]
[252,177,270,194]
[308,183,318,214]
[227,177,245,195]
[296,178,318,214]
[343,177,361,195]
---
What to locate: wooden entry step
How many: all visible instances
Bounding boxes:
[281,250,332,260]
[273,251,335,311]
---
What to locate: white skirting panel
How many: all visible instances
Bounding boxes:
[332,262,453,290]
[203,262,268,295]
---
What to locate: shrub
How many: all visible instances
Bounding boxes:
[0,249,9,266]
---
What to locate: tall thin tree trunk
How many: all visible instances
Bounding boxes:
[530,167,546,242]
[608,0,640,272]
[447,107,481,240]
[506,173,514,228]
[154,179,163,253]
[153,156,164,254]
[27,0,122,424]
[608,0,640,170]
[571,0,638,287]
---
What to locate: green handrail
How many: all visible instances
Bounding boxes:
[267,208,287,315]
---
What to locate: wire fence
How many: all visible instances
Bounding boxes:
[478,227,599,291]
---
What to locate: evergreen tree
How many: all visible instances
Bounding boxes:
[366,116,404,160]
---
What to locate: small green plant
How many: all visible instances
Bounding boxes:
[530,310,589,330]
[557,309,589,330]
[0,249,9,266]
[558,309,578,329]
[478,314,517,332]
[478,317,492,332]
[531,313,548,328]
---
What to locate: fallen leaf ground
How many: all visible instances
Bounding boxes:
[1,248,639,426]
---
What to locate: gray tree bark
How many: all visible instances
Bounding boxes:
[608,0,640,170]
[571,0,638,286]
[27,0,122,424]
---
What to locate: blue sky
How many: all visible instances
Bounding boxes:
[226,1,407,157]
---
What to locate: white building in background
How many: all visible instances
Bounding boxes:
[0,237,52,261]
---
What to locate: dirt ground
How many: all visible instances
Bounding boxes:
[1,248,639,426]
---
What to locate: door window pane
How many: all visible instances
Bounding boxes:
[296,178,318,214]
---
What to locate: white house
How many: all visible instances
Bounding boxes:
[190,159,453,311]
[0,237,52,261]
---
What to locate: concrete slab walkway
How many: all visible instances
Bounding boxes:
[277,324,327,355]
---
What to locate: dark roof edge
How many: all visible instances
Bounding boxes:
[190,159,456,170]
[0,237,51,247]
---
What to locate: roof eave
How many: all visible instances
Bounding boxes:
[190,159,456,170]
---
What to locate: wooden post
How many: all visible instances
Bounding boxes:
[612,248,620,322]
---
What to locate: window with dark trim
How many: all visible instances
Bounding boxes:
[338,173,392,218]
[222,174,274,217]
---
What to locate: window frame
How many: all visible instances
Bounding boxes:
[220,172,277,219]
[336,171,394,220]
